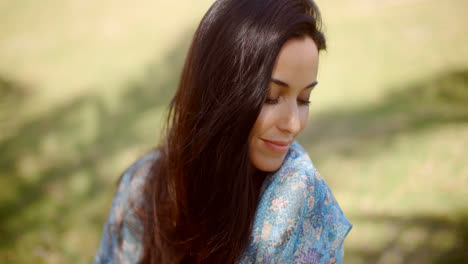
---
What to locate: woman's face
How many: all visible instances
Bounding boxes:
[249,36,319,172]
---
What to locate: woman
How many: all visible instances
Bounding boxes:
[94,0,352,263]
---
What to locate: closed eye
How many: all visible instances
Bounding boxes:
[265,98,279,104]
[265,97,310,106]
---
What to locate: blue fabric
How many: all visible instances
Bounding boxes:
[93,142,352,263]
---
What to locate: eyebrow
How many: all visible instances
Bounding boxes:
[271,78,318,90]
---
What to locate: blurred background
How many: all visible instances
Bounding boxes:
[0,0,467,263]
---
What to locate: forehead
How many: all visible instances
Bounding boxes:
[271,36,319,84]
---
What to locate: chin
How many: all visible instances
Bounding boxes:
[251,155,285,172]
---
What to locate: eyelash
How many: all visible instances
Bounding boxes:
[265,98,311,106]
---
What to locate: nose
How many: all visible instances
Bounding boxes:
[278,99,302,135]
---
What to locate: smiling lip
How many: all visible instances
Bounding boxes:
[261,139,291,154]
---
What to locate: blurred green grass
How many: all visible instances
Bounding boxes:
[0,0,467,263]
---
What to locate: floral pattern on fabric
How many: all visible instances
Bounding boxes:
[93,142,352,263]
[239,142,352,264]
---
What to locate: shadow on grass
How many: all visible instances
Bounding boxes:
[299,69,468,160]
[0,75,30,132]
[0,28,194,256]
[348,211,468,263]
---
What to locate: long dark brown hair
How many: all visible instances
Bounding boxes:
[139,0,326,262]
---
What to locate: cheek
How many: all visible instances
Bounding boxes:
[248,107,283,171]
[249,106,274,138]
[299,108,309,131]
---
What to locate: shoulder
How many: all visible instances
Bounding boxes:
[112,149,160,225]
[282,141,318,176]
[113,149,160,211]
[94,149,160,263]
[284,142,352,262]
[109,149,160,236]
[248,142,322,246]
[262,141,320,205]
[116,149,160,200]
[283,142,352,238]
[119,149,160,185]
[272,142,352,242]
[242,142,352,262]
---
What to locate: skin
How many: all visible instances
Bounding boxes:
[249,36,319,172]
